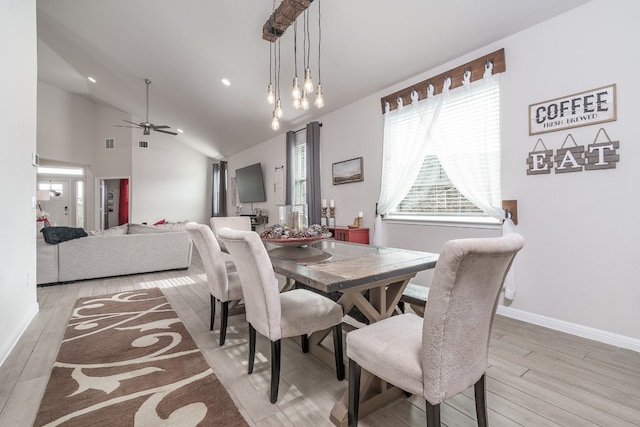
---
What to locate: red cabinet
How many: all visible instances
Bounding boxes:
[329,227,370,244]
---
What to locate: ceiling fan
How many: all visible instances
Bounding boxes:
[116,79,177,136]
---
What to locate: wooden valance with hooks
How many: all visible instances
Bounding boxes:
[263,0,314,42]
[380,48,506,113]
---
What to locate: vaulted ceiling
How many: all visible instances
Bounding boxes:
[37,0,591,159]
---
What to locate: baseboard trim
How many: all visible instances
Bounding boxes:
[497,305,640,353]
[0,302,39,366]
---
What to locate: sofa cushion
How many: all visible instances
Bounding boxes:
[89,224,129,236]
[127,223,167,234]
[41,226,88,244]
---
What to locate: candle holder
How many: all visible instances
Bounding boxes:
[328,207,336,227]
[321,207,328,226]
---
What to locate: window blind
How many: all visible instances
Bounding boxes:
[392,78,500,217]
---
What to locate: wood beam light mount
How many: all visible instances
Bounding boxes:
[263,0,314,42]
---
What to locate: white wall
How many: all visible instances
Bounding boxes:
[37,85,212,229]
[37,82,94,165]
[228,0,640,348]
[132,133,212,225]
[0,0,39,365]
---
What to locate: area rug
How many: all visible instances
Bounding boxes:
[34,288,248,427]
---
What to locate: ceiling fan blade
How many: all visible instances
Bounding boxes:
[113,125,137,128]
[122,119,142,127]
[153,125,170,129]
[155,129,178,135]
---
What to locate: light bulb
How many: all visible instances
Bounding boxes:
[314,84,324,108]
[267,83,275,105]
[292,77,301,100]
[293,97,301,110]
[275,99,283,118]
[303,68,314,94]
[301,91,310,110]
[271,111,280,131]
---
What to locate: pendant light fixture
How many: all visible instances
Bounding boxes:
[291,20,302,109]
[266,1,276,105]
[263,0,326,129]
[314,0,324,108]
[302,9,314,95]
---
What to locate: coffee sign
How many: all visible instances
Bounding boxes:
[529,84,616,135]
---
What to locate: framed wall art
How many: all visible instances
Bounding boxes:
[332,157,363,185]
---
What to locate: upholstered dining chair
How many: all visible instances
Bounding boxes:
[347,233,525,426]
[210,216,252,252]
[218,227,345,403]
[185,222,243,346]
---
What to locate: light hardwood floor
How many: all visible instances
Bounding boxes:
[1,249,639,426]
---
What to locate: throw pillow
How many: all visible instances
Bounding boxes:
[153,219,166,225]
[41,226,88,244]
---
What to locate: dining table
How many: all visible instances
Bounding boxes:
[264,238,439,427]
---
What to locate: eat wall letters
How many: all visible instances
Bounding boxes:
[526,128,620,175]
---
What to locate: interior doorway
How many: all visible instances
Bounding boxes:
[37,180,71,227]
[99,178,130,230]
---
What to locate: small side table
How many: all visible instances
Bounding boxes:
[328,226,370,244]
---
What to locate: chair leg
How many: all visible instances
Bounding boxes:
[333,324,345,380]
[474,374,488,427]
[301,334,309,353]
[219,301,229,346]
[348,358,361,427]
[426,401,440,427]
[270,339,281,403]
[248,323,256,374]
[209,295,216,331]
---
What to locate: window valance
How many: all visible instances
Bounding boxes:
[380,48,505,113]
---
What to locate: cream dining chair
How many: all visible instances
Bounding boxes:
[185,222,243,346]
[210,216,252,252]
[347,233,525,426]
[218,227,345,403]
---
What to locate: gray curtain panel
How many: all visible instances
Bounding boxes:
[306,121,321,225]
[285,130,296,205]
[212,161,228,217]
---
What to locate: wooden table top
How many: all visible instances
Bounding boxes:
[266,240,439,293]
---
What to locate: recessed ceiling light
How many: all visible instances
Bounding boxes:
[87,76,97,83]
[221,78,231,86]
[177,129,184,134]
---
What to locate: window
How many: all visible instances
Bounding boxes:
[292,130,307,205]
[396,156,483,215]
[383,75,502,222]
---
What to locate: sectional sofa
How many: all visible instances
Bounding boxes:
[36,223,193,285]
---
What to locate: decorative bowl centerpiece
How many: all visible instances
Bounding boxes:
[260,224,332,247]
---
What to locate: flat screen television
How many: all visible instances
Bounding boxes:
[235,162,267,203]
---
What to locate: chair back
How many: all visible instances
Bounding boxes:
[218,228,283,341]
[422,233,524,404]
[210,216,252,251]
[185,222,232,300]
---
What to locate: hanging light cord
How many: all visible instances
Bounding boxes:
[304,9,310,69]
[317,0,321,83]
[277,39,281,99]
[294,20,298,77]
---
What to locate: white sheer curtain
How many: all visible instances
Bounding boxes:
[433,69,503,219]
[373,88,444,245]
